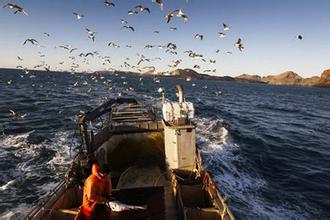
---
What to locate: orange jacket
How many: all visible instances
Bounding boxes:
[82,163,112,213]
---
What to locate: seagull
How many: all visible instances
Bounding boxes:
[23,38,39,45]
[144,44,154,49]
[3,3,28,15]
[70,48,78,53]
[9,110,16,116]
[135,5,150,13]
[169,27,177,31]
[216,49,220,53]
[223,23,230,31]
[176,9,188,23]
[17,56,23,61]
[86,28,95,35]
[128,10,138,15]
[9,109,27,119]
[297,35,303,40]
[73,12,84,20]
[120,18,128,24]
[214,91,222,96]
[194,34,204,40]
[122,25,135,31]
[59,45,70,50]
[165,11,174,23]
[210,59,216,63]
[86,28,96,42]
[104,1,115,7]
[43,32,50,37]
[165,9,188,23]
[152,0,164,10]
[153,31,159,35]
[193,65,200,69]
[108,42,120,48]
[219,32,226,38]
[235,38,244,52]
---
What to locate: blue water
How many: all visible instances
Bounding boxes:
[0,69,330,219]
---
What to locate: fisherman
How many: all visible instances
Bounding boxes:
[78,163,112,220]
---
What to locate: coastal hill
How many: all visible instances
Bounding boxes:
[317,69,330,87]
[168,68,235,81]
[95,68,330,88]
[262,71,303,85]
[236,69,330,88]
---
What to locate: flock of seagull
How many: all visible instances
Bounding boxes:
[2,0,255,75]
[3,1,304,74]
[2,1,304,118]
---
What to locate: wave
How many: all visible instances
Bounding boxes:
[194,117,308,219]
[0,130,78,219]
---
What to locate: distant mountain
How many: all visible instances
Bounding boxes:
[234,69,330,88]
[316,69,330,87]
[262,71,303,85]
[236,74,265,83]
[94,68,330,88]
[301,76,321,86]
[168,68,235,81]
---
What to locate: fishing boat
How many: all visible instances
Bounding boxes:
[25,85,235,220]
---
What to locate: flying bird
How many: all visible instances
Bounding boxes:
[86,28,96,42]
[85,52,94,57]
[59,45,70,50]
[169,27,177,31]
[128,10,138,15]
[194,34,204,40]
[122,25,135,31]
[70,48,78,53]
[73,12,84,20]
[223,23,230,31]
[104,1,115,7]
[153,31,159,35]
[219,32,226,38]
[43,32,50,37]
[165,9,188,23]
[297,35,303,40]
[135,5,150,13]
[176,9,188,23]
[235,38,244,52]
[120,18,128,24]
[152,0,164,10]
[17,56,23,61]
[23,38,39,45]
[3,3,28,15]
[108,42,120,48]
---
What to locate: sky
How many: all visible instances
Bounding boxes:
[0,0,330,77]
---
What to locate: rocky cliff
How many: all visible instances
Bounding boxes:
[262,71,303,85]
[316,69,330,87]
[234,69,330,88]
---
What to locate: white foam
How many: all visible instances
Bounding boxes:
[0,130,34,148]
[194,117,306,219]
[0,179,16,191]
[0,203,32,220]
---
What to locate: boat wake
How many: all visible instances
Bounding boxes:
[195,117,308,219]
[0,130,78,219]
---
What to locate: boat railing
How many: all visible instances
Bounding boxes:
[24,181,67,220]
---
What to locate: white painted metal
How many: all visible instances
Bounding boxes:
[162,102,194,124]
[163,122,196,170]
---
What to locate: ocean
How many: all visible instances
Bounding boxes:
[0,68,330,219]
